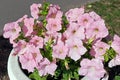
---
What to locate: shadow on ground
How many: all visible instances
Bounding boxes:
[0,36,12,80]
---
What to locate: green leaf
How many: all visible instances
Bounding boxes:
[29,69,47,80]
[59,16,68,33]
[62,16,69,25]
[115,75,120,80]
[104,48,117,62]
[37,29,44,36]
[54,69,61,79]
[40,2,50,16]
[40,41,53,62]
[104,53,109,62]
[62,72,70,80]
[43,19,47,27]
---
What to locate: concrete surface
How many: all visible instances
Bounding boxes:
[0,0,99,35]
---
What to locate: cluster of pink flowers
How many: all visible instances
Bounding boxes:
[3,2,120,80]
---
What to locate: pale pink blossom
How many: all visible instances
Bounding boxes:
[55,11,63,20]
[9,38,17,47]
[13,40,27,55]
[109,55,120,67]
[109,35,120,68]
[3,22,21,44]
[85,20,108,40]
[30,36,43,48]
[101,74,109,80]
[89,11,101,21]
[46,4,62,19]
[19,45,43,72]
[47,10,63,20]
[81,76,100,80]
[48,4,60,15]
[46,18,62,32]
[78,13,93,27]
[30,3,42,19]
[111,35,120,54]
[3,15,27,46]
[23,18,34,37]
[81,75,109,80]
[16,15,28,23]
[63,23,85,40]
[65,7,84,23]
[37,58,57,76]
[90,41,110,59]
[79,58,106,80]
[66,38,87,61]
[53,41,68,59]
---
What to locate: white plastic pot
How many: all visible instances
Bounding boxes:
[7,50,30,80]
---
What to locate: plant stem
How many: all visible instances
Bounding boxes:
[69,74,71,80]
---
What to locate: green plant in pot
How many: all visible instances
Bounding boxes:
[3,2,120,80]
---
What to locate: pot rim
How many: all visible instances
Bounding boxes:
[7,50,30,80]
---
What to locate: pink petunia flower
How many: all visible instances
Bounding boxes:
[48,4,60,15]
[109,55,120,67]
[30,3,42,19]
[63,23,85,40]
[85,20,108,40]
[37,58,57,76]
[16,15,28,23]
[65,7,84,23]
[3,22,21,44]
[22,18,34,37]
[47,10,63,20]
[19,45,43,72]
[78,13,94,27]
[89,11,101,21]
[79,58,106,80]
[53,40,68,59]
[90,41,110,59]
[109,35,120,67]
[66,38,87,61]
[30,36,43,48]
[55,11,63,20]
[46,4,62,19]
[13,40,27,55]
[46,18,62,32]
[111,35,120,54]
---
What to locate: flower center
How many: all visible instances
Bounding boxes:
[12,29,16,32]
[59,50,63,54]
[51,13,56,18]
[53,24,57,28]
[35,40,39,43]
[73,45,78,49]
[83,19,88,23]
[94,28,99,32]
[72,30,76,34]
[99,47,103,51]
[33,53,37,58]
